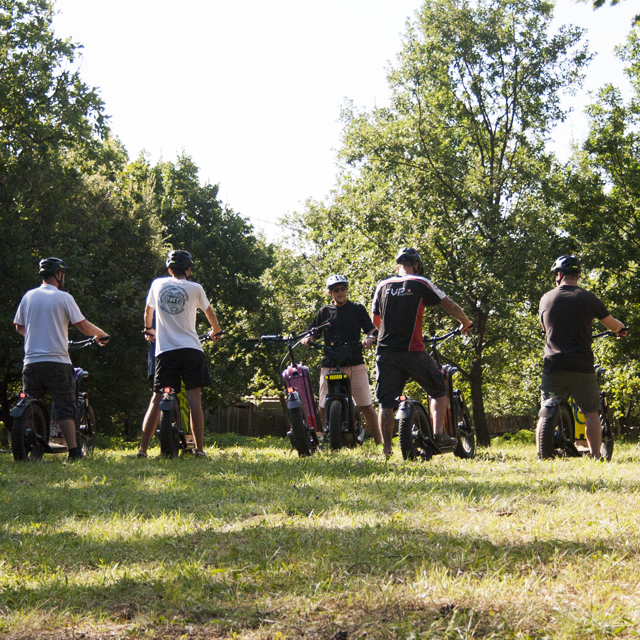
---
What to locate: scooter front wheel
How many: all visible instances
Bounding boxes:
[76,404,96,456]
[600,400,614,461]
[288,406,312,457]
[537,402,573,460]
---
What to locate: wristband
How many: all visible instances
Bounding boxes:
[145,326,154,330]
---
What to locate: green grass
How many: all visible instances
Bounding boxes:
[1,435,640,639]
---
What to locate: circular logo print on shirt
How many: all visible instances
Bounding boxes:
[159,285,189,315]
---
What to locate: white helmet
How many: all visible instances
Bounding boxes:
[326,274,348,290]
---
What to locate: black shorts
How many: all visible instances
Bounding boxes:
[540,371,601,414]
[22,362,76,421]
[154,348,211,393]
[375,350,446,409]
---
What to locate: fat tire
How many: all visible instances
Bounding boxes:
[453,396,475,459]
[159,404,181,458]
[76,404,96,456]
[352,406,365,447]
[11,403,47,462]
[329,400,343,451]
[289,406,312,457]
[537,402,573,460]
[399,405,432,461]
[600,402,614,461]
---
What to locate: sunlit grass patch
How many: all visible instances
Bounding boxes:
[0,436,639,638]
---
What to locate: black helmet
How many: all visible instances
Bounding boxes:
[166,250,194,270]
[550,255,581,275]
[326,274,348,290]
[39,257,69,278]
[395,247,424,275]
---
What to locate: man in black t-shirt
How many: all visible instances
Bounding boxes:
[538,255,626,457]
[302,275,382,445]
[372,248,473,457]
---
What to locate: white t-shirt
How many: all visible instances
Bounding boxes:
[146,277,211,355]
[13,284,85,365]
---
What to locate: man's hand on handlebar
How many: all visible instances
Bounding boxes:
[362,335,376,349]
[96,335,110,346]
[301,336,315,346]
[616,326,629,339]
[208,330,224,343]
[460,321,474,335]
[143,327,156,342]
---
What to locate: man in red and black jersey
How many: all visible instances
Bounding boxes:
[372,248,473,457]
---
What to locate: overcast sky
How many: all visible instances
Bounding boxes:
[51,0,639,240]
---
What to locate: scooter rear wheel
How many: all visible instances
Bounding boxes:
[12,403,47,462]
[328,400,342,451]
[159,403,181,458]
[399,405,432,461]
[537,402,573,460]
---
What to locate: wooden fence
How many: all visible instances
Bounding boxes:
[204,399,536,438]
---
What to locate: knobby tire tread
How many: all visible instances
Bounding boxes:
[289,406,311,457]
[453,396,475,459]
[12,403,47,462]
[329,400,342,451]
[159,405,180,458]
[76,404,96,456]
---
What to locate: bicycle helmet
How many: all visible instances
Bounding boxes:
[39,257,69,277]
[326,274,348,290]
[166,250,195,270]
[550,255,581,275]
[395,247,424,275]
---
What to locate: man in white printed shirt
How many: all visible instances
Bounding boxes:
[137,250,222,458]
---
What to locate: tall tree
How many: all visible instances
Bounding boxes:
[294,0,590,444]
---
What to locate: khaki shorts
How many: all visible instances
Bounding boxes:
[319,364,373,408]
[540,371,600,414]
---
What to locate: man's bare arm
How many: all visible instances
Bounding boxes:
[600,315,627,335]
[440,296,473,333]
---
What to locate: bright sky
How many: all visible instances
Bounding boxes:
[51,0,639,241]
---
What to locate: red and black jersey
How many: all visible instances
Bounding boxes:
[372,275,446,351]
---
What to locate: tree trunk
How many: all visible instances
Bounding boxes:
[470,358,490,447]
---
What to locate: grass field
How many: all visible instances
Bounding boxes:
[1,432,639,639]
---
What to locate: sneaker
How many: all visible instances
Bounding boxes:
[194,450,208,458]
[434,433,458,448]
[136,451,148,459]
[68,447,84,462]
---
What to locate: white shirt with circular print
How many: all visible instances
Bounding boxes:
[146,277,210,356]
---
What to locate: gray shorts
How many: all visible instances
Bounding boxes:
[540,371,600,414]
[23,362,76,421]
[375,350,446,409]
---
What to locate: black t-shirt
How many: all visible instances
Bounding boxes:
[372,275,446,351]
[538,285,609,373]
[310,300,375,367]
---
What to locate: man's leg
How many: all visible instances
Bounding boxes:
[139,392,162,454]
[361,404,382,444]
[584,411,601,457]
[186,387,205,453]
[430,396,448,435]
[379,407,395,455]
[59,419,77,449]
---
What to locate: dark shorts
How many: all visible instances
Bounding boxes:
[375,350,446,409]
[540,371,600,414]
[154,348,211,393]
[23,362,76,421]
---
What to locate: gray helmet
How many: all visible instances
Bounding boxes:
[166,250,194,270]
[550,255,581,275]
[326,274,348,290]
[39,257,69,278]
[395,247,424,275]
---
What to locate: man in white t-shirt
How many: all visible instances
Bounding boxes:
[137,250,222,458]
[13,258,109,461]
